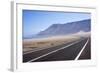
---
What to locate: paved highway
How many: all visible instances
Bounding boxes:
[23,37,91,62]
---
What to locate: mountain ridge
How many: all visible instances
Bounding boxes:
[37,19,91,36]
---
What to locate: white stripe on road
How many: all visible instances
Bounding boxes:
[27,39,84,62]
[24,41,72,55]
[24,42,68,55]
[75,38,89,60]
[24,48,46,55]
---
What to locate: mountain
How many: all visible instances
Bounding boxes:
[37,19,91,37]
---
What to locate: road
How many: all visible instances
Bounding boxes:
[23,37,91,62]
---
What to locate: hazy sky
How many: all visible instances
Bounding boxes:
[23,10,91,37]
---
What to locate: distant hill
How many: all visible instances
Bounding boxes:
[37,19,91,36]
[23,19,91,39]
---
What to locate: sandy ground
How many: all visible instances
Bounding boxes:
[23,32,91,53]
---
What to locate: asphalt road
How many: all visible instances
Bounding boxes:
[78,38,91,60]
[23,37,91,62]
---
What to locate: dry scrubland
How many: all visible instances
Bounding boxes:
[23,32,91,53]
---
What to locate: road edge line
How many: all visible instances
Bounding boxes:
[75,38,89,60]
[27,39,84,62]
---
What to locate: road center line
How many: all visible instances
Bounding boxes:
[75,38,89,60]
[27,38,85,62]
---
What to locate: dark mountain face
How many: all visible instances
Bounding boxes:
[37,19,91,36]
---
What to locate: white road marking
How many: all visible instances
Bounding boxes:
[75,38,89,60]
[24,39,82,55]
[23,48,46,55]
[24,42,67,55]
[27,39,84,62]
